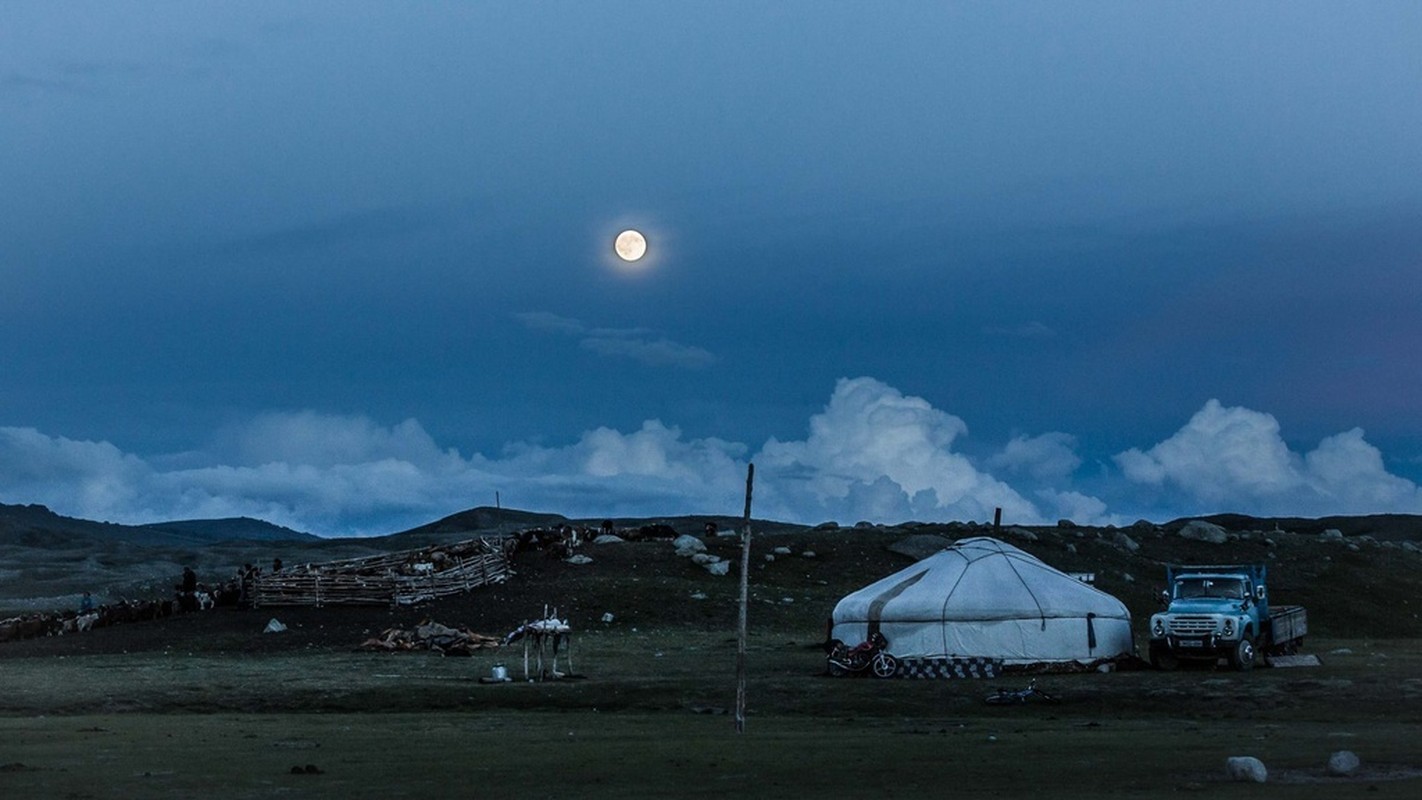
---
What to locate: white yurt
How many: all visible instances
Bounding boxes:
[830,536,1132,666]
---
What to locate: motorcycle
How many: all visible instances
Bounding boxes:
[826,630,898,678]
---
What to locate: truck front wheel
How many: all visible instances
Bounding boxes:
[1149,643,1178,671]
[1230,635,1257,671]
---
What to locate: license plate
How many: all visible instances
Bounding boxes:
[1178,640,1203,648]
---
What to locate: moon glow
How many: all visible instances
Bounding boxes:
[614,229,647,262]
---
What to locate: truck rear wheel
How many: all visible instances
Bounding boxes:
[1230,635,1256,671]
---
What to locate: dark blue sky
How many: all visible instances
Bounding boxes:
[3,3,1421,534]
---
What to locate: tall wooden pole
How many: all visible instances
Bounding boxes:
[735,462,755,733]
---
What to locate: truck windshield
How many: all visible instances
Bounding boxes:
[1175,577,1246,600]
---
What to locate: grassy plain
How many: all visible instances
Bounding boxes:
[2,632,1421,799]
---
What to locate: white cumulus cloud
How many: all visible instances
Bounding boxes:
[753,377,1050,524]
[1114,399,1422,515]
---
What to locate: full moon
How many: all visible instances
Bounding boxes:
[614,229,647,262]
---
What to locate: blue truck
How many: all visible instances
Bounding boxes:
[1148,563,1307,671]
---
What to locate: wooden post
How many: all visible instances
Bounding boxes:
[735,462,755,733]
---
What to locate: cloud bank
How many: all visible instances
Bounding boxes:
[3,382,1420,536]
[1115,399,1422,516]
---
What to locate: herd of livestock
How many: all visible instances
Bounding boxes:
[0,577,244,644]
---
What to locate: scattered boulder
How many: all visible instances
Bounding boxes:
[592,534,625,545]
[1112,531,1140,552]
[564,554,593,565]
[672,535,706,556]
[690,553,721,566]
[1004,526,1038,542]
[772,546,793,556]
[801,550,817,559]
[1320,529,1345,542]
[1066,544,1077,554]
[1057,519,1076,528]
[1326,751,1360,777]
[886,534,952,561]
[263,618,288,634]
[815,521,840,530]
[1225,756,1268,783]
[705,561,731,576]
[1178,520,1229,544]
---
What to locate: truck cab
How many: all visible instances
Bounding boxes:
[1149,564,1269,671]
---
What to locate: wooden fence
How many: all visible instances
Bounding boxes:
[253,538,510,608]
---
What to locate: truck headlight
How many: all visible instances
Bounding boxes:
[1152,619,1165,637]
[1222,618,1234,636]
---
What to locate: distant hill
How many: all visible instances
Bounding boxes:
[380,506,570,544]
[0,503,315,548]
[138,517,318,543]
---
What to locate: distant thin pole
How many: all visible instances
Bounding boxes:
[735,463,754,733]
[496,491,501,510]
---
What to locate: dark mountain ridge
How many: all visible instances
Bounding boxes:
[0,503,315,547]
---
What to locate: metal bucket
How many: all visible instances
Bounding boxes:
[491,664,508,681]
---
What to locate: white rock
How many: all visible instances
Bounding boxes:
[1179,521,1229,544]
[564,554,593,565]
[691,553,721,565]
[1112,531,1140,552]
[1326,750,1360,777]
[263,618,288,634]
[764,554,776,562]
[801,550,817,559]
[1005,526,1038,542]
[705,561,731,576]
[1320,528,1345,541]
[772,546,793,555]
[600,612,614,623]
[672,535,706,555]
[1066,544,1077,554]
[592,534,625,545]
[690,591,708,600]
[1225,756,1268,783]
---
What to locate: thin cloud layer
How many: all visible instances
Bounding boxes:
[4,386,1420,536]
[515,311,716,369]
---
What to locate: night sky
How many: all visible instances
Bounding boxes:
[4,3,1421,535]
